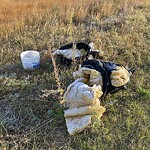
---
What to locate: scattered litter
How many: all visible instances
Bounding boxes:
[53,42,103,66]
[81,59,132,98]
[20,43,132,135]
[63,58,132,135]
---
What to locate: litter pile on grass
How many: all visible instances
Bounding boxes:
[0,0,150,149]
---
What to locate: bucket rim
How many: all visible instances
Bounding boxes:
[20,50,40,59]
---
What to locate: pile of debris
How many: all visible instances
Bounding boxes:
[53,42,132,135]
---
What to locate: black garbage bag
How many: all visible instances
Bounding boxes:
[53,42,102,66]
[81,59,132,99]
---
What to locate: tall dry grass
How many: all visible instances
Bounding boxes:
[0,0,146,29]
[0,0,77,28]
[0,0,148,65]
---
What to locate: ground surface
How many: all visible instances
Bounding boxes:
[0,0,150,149]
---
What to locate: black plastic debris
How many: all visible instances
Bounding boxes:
[53,42,102,66]
[81,59,132,99]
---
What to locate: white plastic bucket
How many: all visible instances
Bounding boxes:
[20,50,40,69]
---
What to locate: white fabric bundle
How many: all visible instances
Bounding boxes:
[53,49,87,60]
[64,78,103,108]
[110,66,130,87]
[73,66,103,87]
[63,78,105,135]
[65,115,92,135]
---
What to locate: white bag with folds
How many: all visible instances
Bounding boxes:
[73,66,103,86]
[110,66,130,87]
[63,78,105,135]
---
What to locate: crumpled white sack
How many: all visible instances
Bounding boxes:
[73,66,103,86]
[53,49,87,60]
[63,78,105,135]
[64,105,106,135]
[110,66,130,87]
[64,105,106,118]
[65,115,92,135]
[64,78,103,108]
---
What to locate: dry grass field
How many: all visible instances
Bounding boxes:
[0,0,150,149]
[0,0,79,27]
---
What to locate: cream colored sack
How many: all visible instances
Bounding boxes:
[53,49,87,60]
[64,78,103,108]
[64,105,106,118]
[65,115,92,135]
[73,66,103,86]
[65,105,106,135]
[110,66,130,87]
[64,77,105,135]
